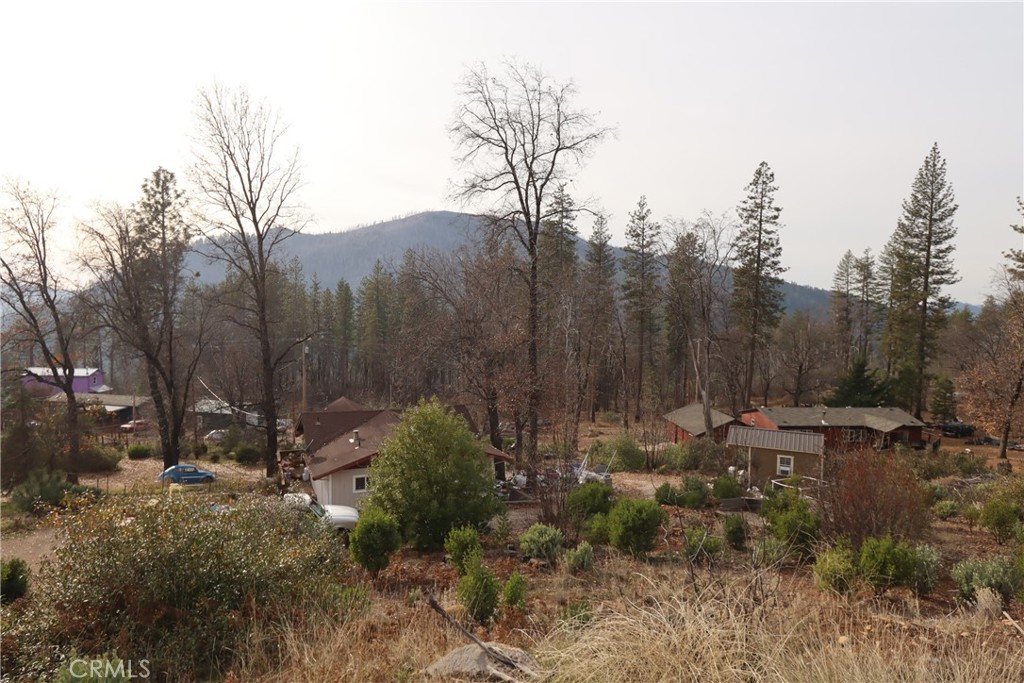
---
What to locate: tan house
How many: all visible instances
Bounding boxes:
[726,425,825,489]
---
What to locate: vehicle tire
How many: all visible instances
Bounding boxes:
[203,476,213,484]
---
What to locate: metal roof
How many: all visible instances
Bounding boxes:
[726,426,824,455]
[663,404,735,436]
[753,407,924,432]
[25,367,101,378]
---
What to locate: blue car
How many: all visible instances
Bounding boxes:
[157,464,216,485]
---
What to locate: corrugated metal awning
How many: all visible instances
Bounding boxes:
[726,426,824,455]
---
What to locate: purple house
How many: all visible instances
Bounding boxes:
[22,367,109,397]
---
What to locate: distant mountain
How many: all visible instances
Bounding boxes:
[187,210,834,315]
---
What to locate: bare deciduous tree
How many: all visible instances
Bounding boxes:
[1,183,84,481]
[450,60,611,472]
[190,85,308,476]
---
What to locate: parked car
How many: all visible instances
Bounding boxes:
[120,419,149,433]
[204,429,229,444]
[941,421,975,438]
[157,464,216,485]
[283,492,359,531]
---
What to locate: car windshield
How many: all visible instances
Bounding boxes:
[309,500,327,518]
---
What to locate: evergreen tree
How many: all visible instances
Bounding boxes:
[1007,196,1024,281]
[355,261,396,397]
[581,214,619,421]
[732,161,786,408]
[538,184,579,285]
[827,357,895,407]
[929,376,957,423]
[885,143,960,418]
[852,249,880,361]
[621,196,662,421]
[830,250,856,371]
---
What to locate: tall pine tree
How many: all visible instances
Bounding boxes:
[621,196,662,421]
[732,161,786,409]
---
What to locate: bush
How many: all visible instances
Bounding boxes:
[600,433,645,472]
[1,558,30,603]
[558,598,593,628]
[952,556,1023,605]
[654,482,682,506]
[491,511,512,544]
[814,545,858,594]
[608,498,667,558]
[367,399,500,550]
[683,528,722,563]
[858,536,914,592]
[932,499,958,520]
[680,477,709,509]
[350,508,403,577]
[11,470,69,515]
[444,525,482,576]
[457,552,500,624]
[584,513,610,546]
[723,515,748,550]
[567,482,614,519]
[233,443,262,465]
[565,541,595,574]
[763,488,820,558]
[753,537,791,567]
[78,445,123,473]
[907,544,942,595]
[54,651,127,682]
[1,496,347,680]
[503,570,528,609]
[661,443,701,471]
[712,475,744,500]
[520,523,564,563]
[126,444,154,460]
[962,504,981,530]
[980,498,1021,544]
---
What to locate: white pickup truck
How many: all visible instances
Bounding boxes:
[283,493,359,531]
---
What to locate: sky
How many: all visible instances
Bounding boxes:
[2,1,1021,304]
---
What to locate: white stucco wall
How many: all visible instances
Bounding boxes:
[324,467,371,508]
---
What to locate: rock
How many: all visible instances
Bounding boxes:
[425,642,541,681]
[837,635,850,646]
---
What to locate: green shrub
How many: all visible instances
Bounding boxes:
[907,544,942,595]
[584,513,610,546]
[723,515,748,550]
[222,424,244,452]
[858,536,914,592]
[209,452,221,464]
[78,445,123,473]
[608,498,667,557]
[1,558,30,603]
[814,545,858,594]
[502,570,528,609]
[654,482,682,506]
[457,552,499,624]
[980,498,1021,544]
[444,525,482,576]
[954,452,987,477]
[712,475,744,500]
[753,537,790,566]
[11,469,69,514]
[952,555,1023,605]
[558,598,593,628]
[350,508,403,577]
[233,443,262,465]
[1,495,347,680]
[962,504,981,530]
[603,433,645,472]
[565,541,595,574]
[685,439,734,472]
[126,444,154,460]
[55,651,128,682]
[491,511,512,544]
[763,488,820,558]
[567,482,614,519]
[683,528,722,563]
[932,499,958,520]
[680,476,709,509]
[520,523,564,563]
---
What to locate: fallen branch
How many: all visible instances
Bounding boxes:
[1004,611,1024,637]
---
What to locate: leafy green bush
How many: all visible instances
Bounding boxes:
[444,525,482,576]
[567,482,614,519]
[503,570,528,609]
[584,513,609,546]
[858,536,913,592]
[680,477,709,509]
[907,544,942,595]
[126,444,154,460]
[600,433,645,472]
[962,504,981,530]
[753,537,790,567]
[932,500,958,520]
[654,482,682,506]
[608,498,667,557]
[712,475,744,500]
[980,498,1021,544]
[367,399,500,550]
[565,541,595,574]
[491,511,512,544]
[520,523,564,563]
[11,470,70,515]
[233,443,262,465]
[457,552,499,624]
[558,598,593,628]
[221,423,244,452]
[350,508,403,577]
[952,556,1023,605]
[763,487,820,558]
[660,443,701,471]
[1,495,348,680]
[814,545,858,594]
[954,452,988,477]
[683,528,722,563]
[723,515,748,550]
[77,445,123,473]
[1,558,30,603]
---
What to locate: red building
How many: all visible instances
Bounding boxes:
[737,406,925,452]
[663,404,736,443]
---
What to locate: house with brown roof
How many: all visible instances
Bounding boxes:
[738,406,925,452]
[726,425,825,488]
[663,403,736,443]
[299,397,510,508]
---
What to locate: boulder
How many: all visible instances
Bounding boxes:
[424,642,541,681]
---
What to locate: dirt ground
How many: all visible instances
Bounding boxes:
[0,527,57,572]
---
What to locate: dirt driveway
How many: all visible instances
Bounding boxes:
[1,527,58,573]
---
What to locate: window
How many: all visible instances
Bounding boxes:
[776,455,794,477]
[353,475,370,493]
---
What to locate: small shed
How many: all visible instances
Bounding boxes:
[663,404,736,443]
[726,425,825,489]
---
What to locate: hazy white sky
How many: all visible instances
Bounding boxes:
[2,1,1021,303]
